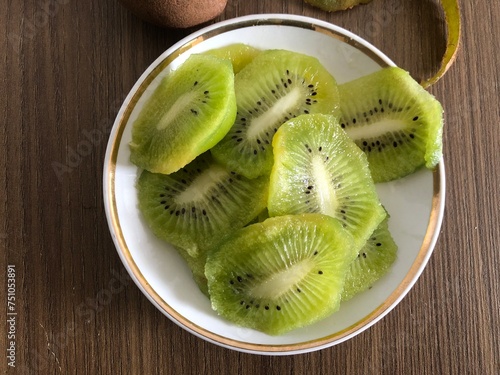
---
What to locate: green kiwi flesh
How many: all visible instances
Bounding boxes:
[130,49,439,335]
[304,0,373,12]
[204,43,261,74]
[341,216,398,301]
[268,113,386,253]
[338,67,443,183]
[205,214,354,335]
[211,49,341,179]
[173,245,210,297]
[137,152,268,258]
[130,54,237,174]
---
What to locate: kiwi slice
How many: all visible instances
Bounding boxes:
[338,67,444,183]
[211,49,340,179]
[204,43,261,74]
[137,152,268,258]
[268,113,386,252]
[130,54,237,174]
[341,216,398,301]
[206,214,354,335]
[173,245,210,297]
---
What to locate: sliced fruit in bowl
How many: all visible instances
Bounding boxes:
[103,14,445,355]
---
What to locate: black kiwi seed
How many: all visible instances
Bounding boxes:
[210,50,341,180]
[341,216,399,301]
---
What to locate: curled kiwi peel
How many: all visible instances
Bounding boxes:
[305,0,461,88]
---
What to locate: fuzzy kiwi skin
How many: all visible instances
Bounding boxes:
[118,0,228,29]
[304,0,372,12]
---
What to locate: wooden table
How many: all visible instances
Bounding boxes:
[1,0,499,373]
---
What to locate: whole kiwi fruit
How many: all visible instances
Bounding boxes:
[118,0,228,29]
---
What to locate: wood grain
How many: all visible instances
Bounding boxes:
[1,0,499,374]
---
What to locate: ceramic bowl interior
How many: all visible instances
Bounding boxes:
[103,14,445,355]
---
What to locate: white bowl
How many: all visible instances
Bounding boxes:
[103,14,445,355]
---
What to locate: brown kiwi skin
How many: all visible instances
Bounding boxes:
[118,0,228,29]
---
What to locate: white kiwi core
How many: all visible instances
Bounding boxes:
[246,87,302,139]
[311,155,338,217]
[156,92,197,131]
[343,119,407,140]
[176,164,227,203]
[249,258,315,299]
